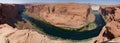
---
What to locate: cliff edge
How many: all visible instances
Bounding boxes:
[25,3,93,28]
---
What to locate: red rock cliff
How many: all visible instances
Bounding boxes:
[95,5,120,43]
[25,3,91,28]
[0,4,23,27]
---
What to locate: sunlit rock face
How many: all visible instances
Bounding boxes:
[25,3,91,28]
[95,5,120,43]
[100,6,120,22]
[0,24,78,43]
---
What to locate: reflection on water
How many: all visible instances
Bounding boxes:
[21,11,106,40]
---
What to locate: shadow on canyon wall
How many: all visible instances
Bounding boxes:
[0,4,25,28]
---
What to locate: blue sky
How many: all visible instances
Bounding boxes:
[0,0,120,5]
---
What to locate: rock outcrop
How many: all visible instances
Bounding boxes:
[0,4,74,43]
[0,4,23,27]
[95,5,120,43]
[25,3,91,28]
[0,24,81,43]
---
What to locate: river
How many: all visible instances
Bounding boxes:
[21,10,106,40]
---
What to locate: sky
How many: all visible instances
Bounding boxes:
[0,0,120,5]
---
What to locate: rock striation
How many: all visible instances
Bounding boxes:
[95,5,120,43]
[25,3,91,28]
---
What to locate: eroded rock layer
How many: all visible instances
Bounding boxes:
[95,5,120,43]
[25,3,91,28]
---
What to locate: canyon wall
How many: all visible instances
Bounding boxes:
[95,5,120,43]
[25,3,92,28]
[0,4,74,43]
[0,4,23,27]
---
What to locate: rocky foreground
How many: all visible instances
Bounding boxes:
[1,24,79,43]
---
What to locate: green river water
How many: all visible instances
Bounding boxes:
[21,11,106,40]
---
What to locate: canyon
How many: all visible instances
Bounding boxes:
[25,3,93,28]
[0,3,120,43]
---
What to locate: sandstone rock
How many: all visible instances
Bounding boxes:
[95,21,120,43]
[25,3,91,28]
[100,5,120,22]
[0,24,77,43]
[95,5,120,43]
[0,4,23,27]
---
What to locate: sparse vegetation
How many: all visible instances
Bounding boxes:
[101,13,108,22]
[76,22,97,32]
